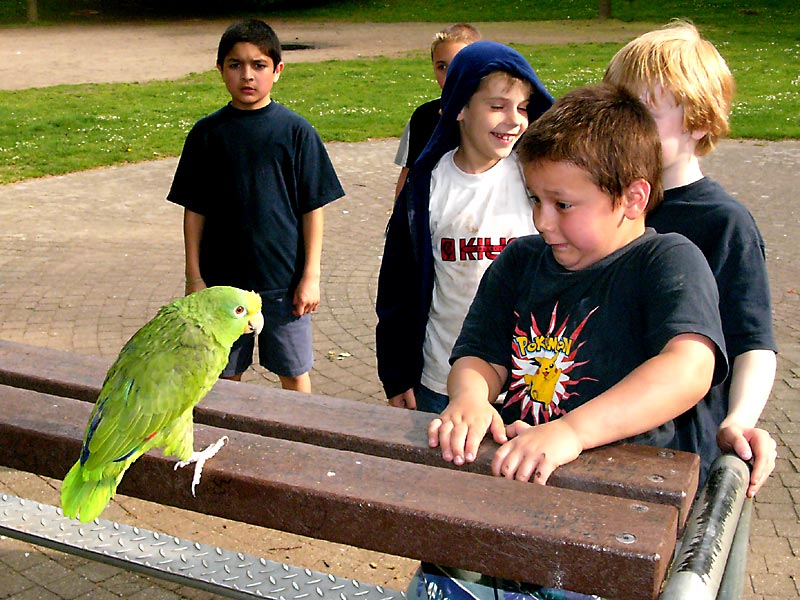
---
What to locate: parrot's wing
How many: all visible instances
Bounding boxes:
[79,305,229,473]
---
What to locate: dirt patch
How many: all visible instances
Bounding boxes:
[0,19,651,89]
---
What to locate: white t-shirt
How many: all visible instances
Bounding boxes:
[421,150,538,394]
[394,120,410,166]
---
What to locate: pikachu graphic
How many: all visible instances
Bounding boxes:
[522,354,562,410]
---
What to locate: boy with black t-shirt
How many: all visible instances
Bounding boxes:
[168,20,344,393]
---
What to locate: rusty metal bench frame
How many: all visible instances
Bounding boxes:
[0,340,750,599]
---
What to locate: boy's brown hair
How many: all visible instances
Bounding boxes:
[518,83,663,213]
[603,20,734,156]
[217,19,282,69]
[431,23,482,58]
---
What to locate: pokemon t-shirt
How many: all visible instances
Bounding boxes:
[421,150,537,395]
[451,230,728,481]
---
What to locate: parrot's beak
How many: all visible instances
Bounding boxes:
[247,311,264,335]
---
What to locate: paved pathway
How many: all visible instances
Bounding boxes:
[1,137,799,600]
[0,19,652,89]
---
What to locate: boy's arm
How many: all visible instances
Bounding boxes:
[718,348,778,497]
[183,209,206,295]
[393,120,410,199]
[492,333,716,483]
[394,167,410,200]
[293,207,324,316]
[428,356,509,465]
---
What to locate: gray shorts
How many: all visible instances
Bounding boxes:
[221,292,313,378]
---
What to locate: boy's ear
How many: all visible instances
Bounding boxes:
[690,127,709,141]
[622,178,651,219]
[273,62,285,82]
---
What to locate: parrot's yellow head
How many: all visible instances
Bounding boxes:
[182,286,264,347]
[233,289,264,337]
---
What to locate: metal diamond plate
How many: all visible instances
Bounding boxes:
[0,494,406,600]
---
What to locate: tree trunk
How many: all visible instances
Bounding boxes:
[27,0,38,22]
[599,0,612,20]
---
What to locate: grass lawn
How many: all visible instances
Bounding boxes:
[0,0,797,183]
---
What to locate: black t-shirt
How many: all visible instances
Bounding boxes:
[647,178,777,432]
[168,102,344,293]
[647,177,776,359]
[407,98,441,169]
[452,230,728,483]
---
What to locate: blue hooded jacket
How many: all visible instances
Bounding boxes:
[376,41,554,398]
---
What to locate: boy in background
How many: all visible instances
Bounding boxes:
[419,82,727,600]
[604,20,778,497]
[393,23,482,198]
[377,41,553,413]
[168,20,344,393]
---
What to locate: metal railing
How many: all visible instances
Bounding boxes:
[660,454,751,600]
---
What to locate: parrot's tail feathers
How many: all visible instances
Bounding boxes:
[60,461,119,523]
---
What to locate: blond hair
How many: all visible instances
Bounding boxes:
[431,23,482,58]
[603,20,734,156]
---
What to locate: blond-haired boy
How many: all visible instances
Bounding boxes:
[604,20,778,497]
[394,23,482,198]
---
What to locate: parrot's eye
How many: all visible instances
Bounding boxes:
[234,305,246,316]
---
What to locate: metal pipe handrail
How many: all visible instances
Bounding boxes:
[659,454,750,600]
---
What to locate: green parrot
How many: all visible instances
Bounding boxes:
[61,286,264,523]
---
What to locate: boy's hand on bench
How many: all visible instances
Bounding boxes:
[428,397,506,466]
[492,419,583,484]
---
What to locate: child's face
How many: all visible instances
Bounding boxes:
[218,42,284,110]
[455,76,530,173]
[524,160,647,271]
[641,85,706,188]
[432,41,469,89]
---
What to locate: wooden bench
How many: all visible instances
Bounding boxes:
[0,340,746,600]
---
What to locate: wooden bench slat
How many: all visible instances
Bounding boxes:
[0,384,675,600]
[0,339,699,524]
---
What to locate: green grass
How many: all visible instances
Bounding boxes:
[0,0,798,183]
[0,45,606,183]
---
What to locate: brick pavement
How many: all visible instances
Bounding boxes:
[0,136,798,598]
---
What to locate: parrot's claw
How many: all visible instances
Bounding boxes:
[174,435,229,497]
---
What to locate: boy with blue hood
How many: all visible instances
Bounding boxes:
[376,41,554,413]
